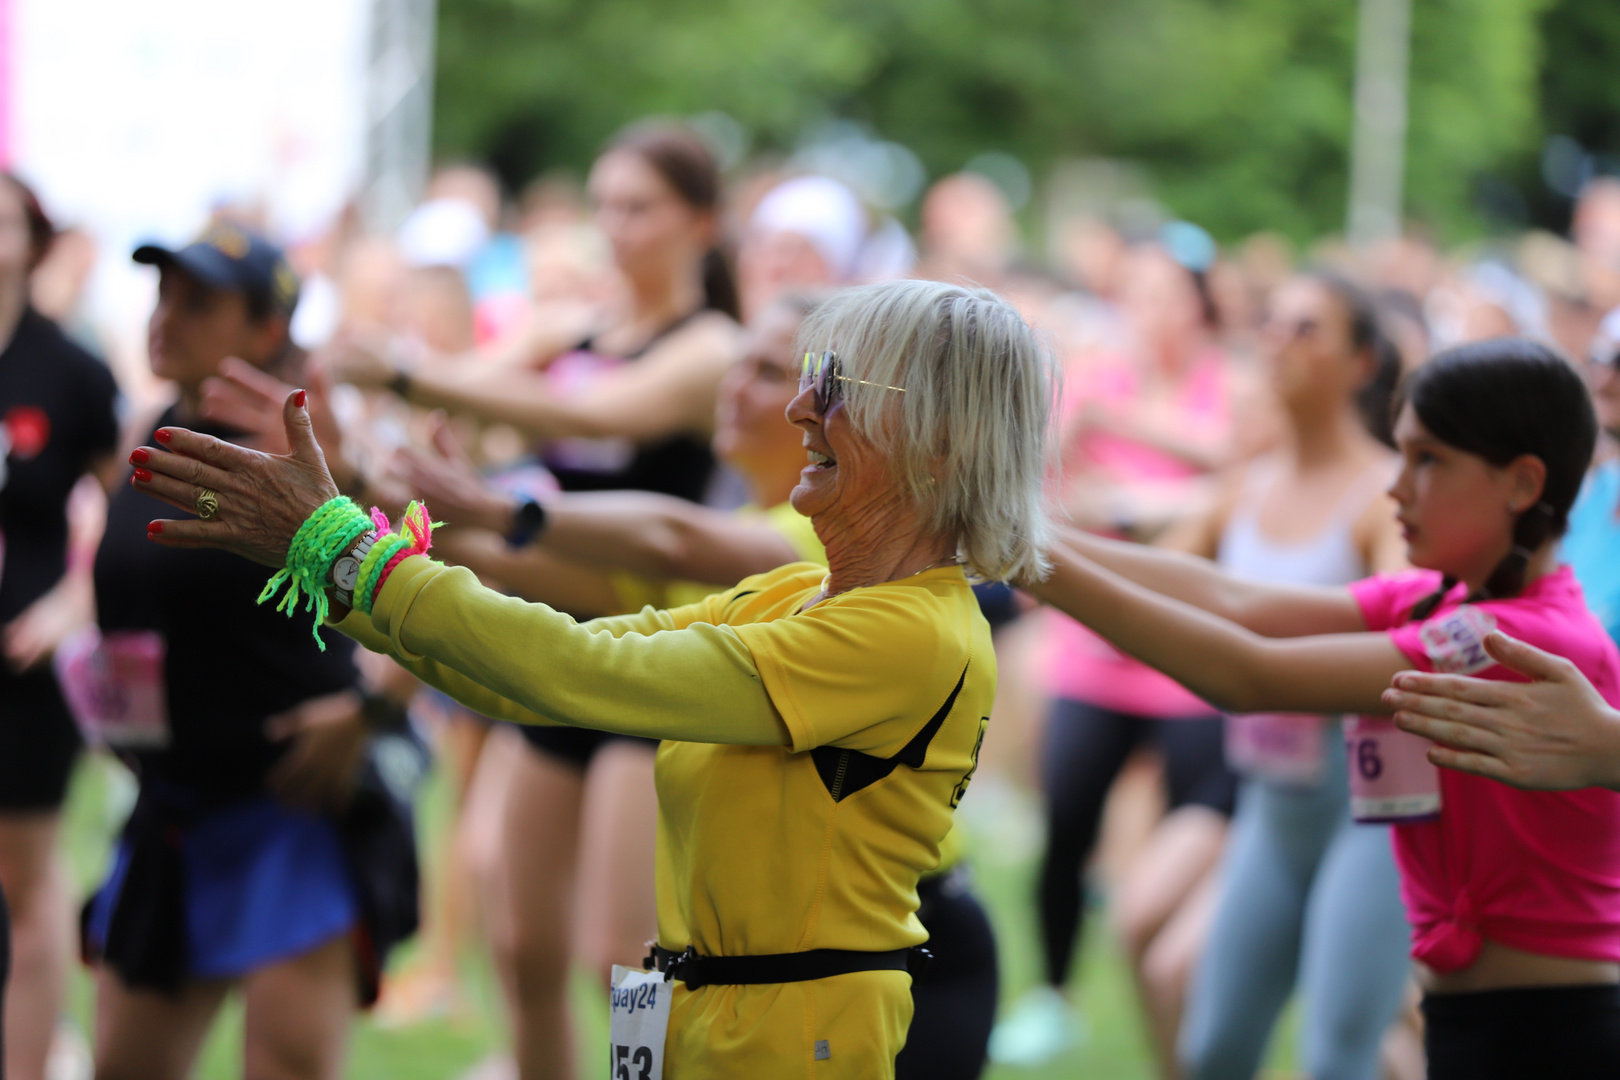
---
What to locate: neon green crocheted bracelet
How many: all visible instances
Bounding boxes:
[257,496,373,650]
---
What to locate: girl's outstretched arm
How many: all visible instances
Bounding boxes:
[1051,525,1367,638]
[1034,543,1407,715]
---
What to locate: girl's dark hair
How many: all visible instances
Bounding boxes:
[0,172,55,271]
[1404,338,1598,619]
[1307,269,1401,447]
[608,123,740,320]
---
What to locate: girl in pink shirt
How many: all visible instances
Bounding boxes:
[1036,338,1620,1078]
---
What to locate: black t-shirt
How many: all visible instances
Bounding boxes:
[94,405,359,798]
[0,307,120,622]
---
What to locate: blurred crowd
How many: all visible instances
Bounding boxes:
[7,115,1620,1080]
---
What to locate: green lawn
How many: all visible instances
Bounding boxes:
[58,754,1296,1080]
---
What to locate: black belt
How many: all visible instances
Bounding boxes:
[645,944,932,991]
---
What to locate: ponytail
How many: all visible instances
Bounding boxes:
[702,246,740,320]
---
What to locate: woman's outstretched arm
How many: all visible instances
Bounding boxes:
[127,391,792,748]
[330,315,738,442]
[1033,543,1405,715]
[392,416,802,583]
[333,563,792,746]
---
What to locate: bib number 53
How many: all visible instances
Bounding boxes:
[609,965,669,1080]
[613,1044,654,1080]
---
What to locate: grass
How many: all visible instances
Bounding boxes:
[57,753,1298,1079]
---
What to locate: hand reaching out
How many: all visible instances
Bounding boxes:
[133,390,340,567]
[387,412,517,534]
[265,689,369,812]
[324,330,402,390]
[1383,632,1620,791]
[203,357,349,470]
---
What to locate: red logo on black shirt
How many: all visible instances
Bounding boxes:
[3,406,50,459]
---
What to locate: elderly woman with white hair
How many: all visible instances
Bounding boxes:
[125,278,1054,1078]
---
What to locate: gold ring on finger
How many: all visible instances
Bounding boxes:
[194,487,220,520]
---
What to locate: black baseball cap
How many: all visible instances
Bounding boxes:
[133,221,300,317]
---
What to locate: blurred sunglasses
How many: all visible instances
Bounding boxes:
[799,351,906,412]
[1589,340,1620,370]
[1267,317,1320,342]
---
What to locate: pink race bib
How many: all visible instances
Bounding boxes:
[53,627,170,748]
[1225,713,1326,786]
[1344,715,1440,823]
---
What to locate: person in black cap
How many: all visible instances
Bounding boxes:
[0,171,120,1080]
[85,221,421,1080]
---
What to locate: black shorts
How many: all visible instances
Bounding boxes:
[0,665,83,811]
[516,724,658,771]
[1423,984,1620,1080]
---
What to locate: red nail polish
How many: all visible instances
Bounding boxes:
[133,468,152,482]
[155,429,172,443]
[294,389,307,408]
[130,448,149,465]
[147,521,164,535]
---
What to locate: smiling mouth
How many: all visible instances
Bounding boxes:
[806,449,837,471]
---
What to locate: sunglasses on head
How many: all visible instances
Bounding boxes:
[799,351,906,412]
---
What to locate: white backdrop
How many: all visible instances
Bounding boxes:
[5,0,373,383]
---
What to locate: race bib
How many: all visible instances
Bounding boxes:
[53,627,171,748]
[1418,605,1497,674]
[1225,713,1326,786]
[1344,715,1441,823]
[609,965,669,1080]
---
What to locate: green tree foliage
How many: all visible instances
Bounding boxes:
[434,0,1548,242]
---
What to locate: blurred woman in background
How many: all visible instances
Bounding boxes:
[1172,273,1411,1080]
[333,122,740,1080]
[0,173,121,1080]
[86,226,419,1080]
[994,230,1251,1075]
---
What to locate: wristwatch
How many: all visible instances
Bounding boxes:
[506,498,549,549]
[331,531,378,607]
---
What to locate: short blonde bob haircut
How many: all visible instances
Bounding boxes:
[795,278,1057,584]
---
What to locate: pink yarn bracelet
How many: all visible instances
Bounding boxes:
[362,501,439,612]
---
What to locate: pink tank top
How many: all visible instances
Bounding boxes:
[1351,567,1620,972]
[1046,350,1230,715]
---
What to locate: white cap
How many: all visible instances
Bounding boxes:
[749,176,867,282]
[396,198,490,270]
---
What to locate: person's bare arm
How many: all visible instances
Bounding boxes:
[540,493,801,581]
[430,528,622,618]
[392,414,801,584]
[1386,632,1620,791]
[1031,543,1403,714]
[1049,525,1367,637]
[337,315,740,442]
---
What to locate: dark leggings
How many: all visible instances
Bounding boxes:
[1422,984,1620,1079]
[1037,699,1236,987]
[896,868,999,1080]
[0,880,9,1074]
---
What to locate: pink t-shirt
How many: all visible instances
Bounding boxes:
[1046,351,1228,715]
[1351,566,1620,973]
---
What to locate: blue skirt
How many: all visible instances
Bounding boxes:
[87,794,358,980]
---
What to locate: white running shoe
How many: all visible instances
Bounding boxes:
[987,984,1086,1066]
